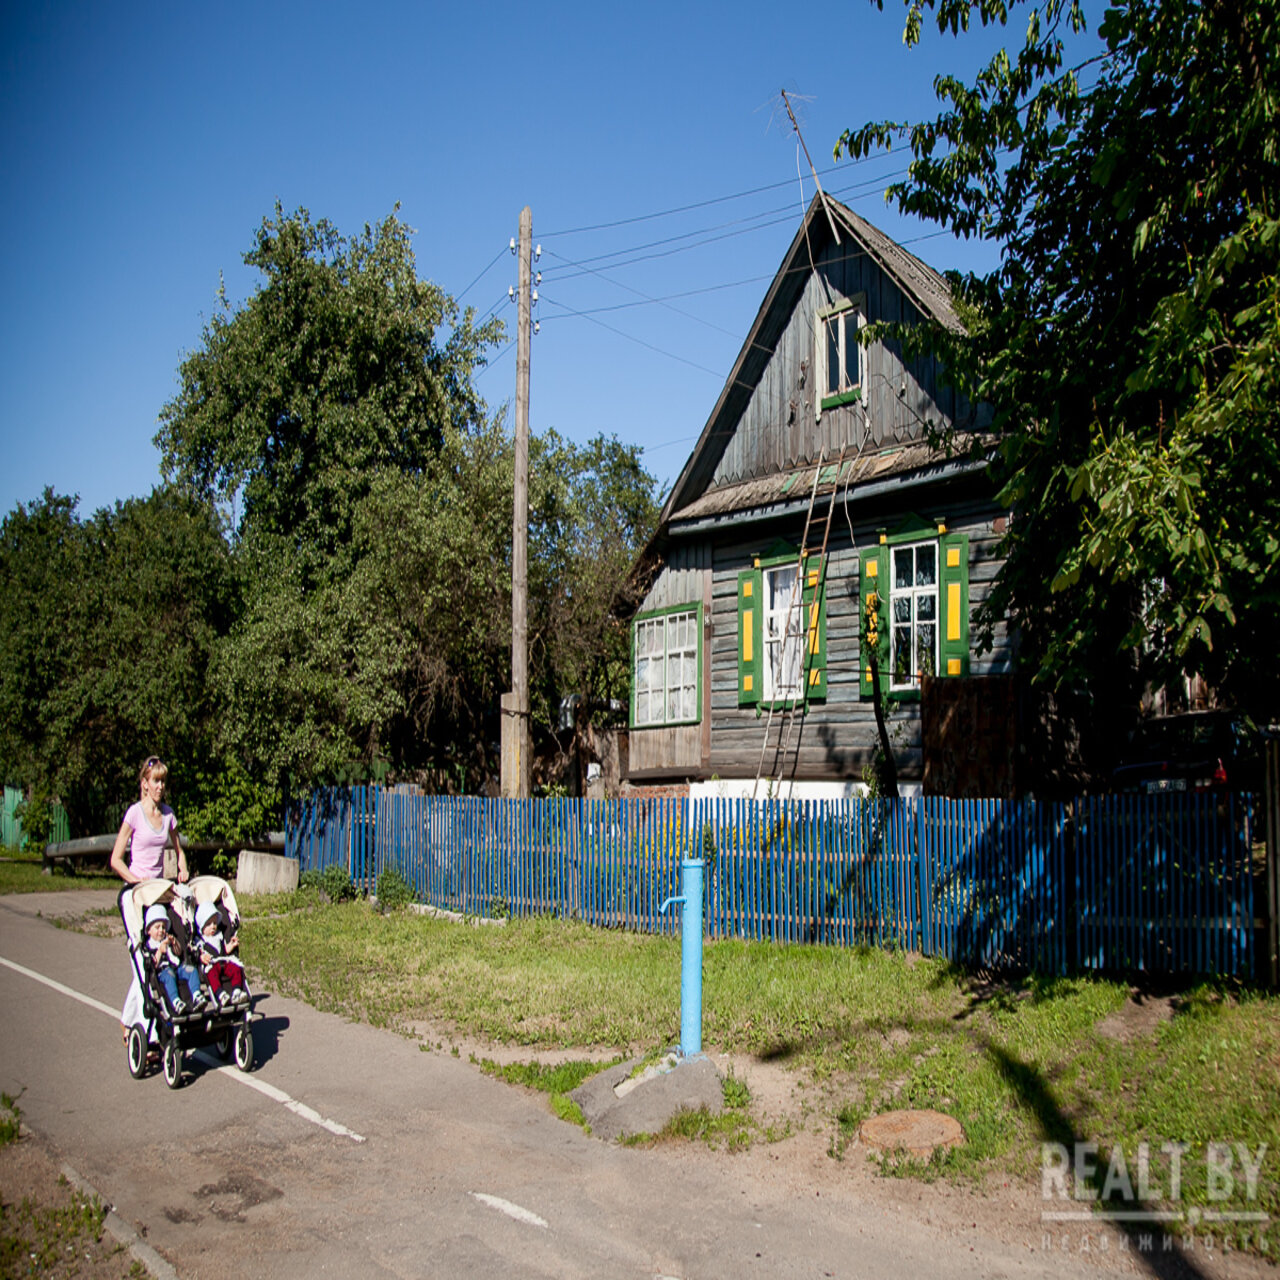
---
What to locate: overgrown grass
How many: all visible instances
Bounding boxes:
[0,846,118,894]
[234,896,1276,1258]
[1,1092,20,1146]
[472,1056,622,1133]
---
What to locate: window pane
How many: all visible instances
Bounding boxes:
[893,595,912,623]
[770,565,798,609]
[826,318,841,395]
[893,627,912,678]
[918,593,936,621]
[894,547,913,590]
[916,545,936,586]
[919,624,936,676]
[781,631,801,692]
[636,690,650,724]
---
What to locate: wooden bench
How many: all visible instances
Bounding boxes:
[42,835,285,874]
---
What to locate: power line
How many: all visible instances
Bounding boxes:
[539,149,896,238]
[456,246,508,304]
[537,295,726,378]
[536,273,774,321]
[540,164,909,282]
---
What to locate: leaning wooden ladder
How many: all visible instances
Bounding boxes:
[752,450,845,799]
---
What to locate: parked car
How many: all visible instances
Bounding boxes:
[1111,711,1262,794]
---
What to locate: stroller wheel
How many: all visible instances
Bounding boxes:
[162,1039,183,1089]
[214,1028,232,1060]
[233,1024,254,1073]
[127,1024,149,1079]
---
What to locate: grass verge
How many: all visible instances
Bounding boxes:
[0,848,118,895]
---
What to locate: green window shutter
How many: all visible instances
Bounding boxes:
[939,532,970,677]
[802,554,827,699]
[859,546,889,699]
[737,568,762,705]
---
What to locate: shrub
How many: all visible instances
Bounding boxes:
[210,850,238,880]
[375,868,414,913]
[299,864,357,903]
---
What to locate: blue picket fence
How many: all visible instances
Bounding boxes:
[286,788,1260,979]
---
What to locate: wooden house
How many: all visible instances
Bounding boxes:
[623,194,1015,797]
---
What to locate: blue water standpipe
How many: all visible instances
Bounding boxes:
[659,856,704,1058]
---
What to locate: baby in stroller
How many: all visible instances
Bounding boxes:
[195,901,250,1007]
[143,902,206,1014]
[121,874,257,1087]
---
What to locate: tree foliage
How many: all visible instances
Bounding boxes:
[0,487,235,832]
[838,0,1280,727]
[156,204,501,567]
[210,420,658,795]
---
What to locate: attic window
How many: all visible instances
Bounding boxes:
[816,295,866,415]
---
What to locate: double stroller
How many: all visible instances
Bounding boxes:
[119,874,258,1088]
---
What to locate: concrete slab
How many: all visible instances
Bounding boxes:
[570,1052,725,1142]
[235,850,298,896]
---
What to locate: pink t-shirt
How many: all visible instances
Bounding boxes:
[123,802,178,880]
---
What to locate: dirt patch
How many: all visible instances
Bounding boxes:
[0,1131,141,1279]
[1095,990,1177,1044]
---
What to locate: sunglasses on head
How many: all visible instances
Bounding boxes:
[145,757,163,770]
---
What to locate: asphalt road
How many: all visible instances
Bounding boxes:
[0,890,1218,1280]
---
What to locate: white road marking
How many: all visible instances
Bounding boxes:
[189,1050,366,1142]
[471,1192,549,1229]
[0,954,365,1143]
[0,955,120,1018]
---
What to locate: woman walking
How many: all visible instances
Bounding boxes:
[111,756,193,1043]
[110,756,190,886]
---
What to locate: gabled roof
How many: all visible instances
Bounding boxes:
[659,192,963,526]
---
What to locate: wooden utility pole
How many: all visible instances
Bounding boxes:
[501,206,533,798]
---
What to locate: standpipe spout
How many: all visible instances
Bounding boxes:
[675,858,704,1057]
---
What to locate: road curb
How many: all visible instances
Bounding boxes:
[58,1158,179,1280]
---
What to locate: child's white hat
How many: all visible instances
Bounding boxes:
[195,902,220,932]
[144,904,168,927]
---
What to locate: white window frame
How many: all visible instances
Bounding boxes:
[888,540,938,692]
[632,607,701,727]
[762,564,804,702]
[816,294,866,418]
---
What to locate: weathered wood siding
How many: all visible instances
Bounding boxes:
[628,544,712,776]
[710,239,962,489]
[705,496,1011,783]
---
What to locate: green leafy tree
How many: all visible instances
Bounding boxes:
[156,204,501,568]
[0,488,236,833]
[837,0,1280,762]
[0,491,83,797]
[528,430,660,736]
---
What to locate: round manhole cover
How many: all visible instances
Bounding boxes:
[858,1109,965,1158]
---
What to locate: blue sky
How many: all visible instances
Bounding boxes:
[0,0,1023,519]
